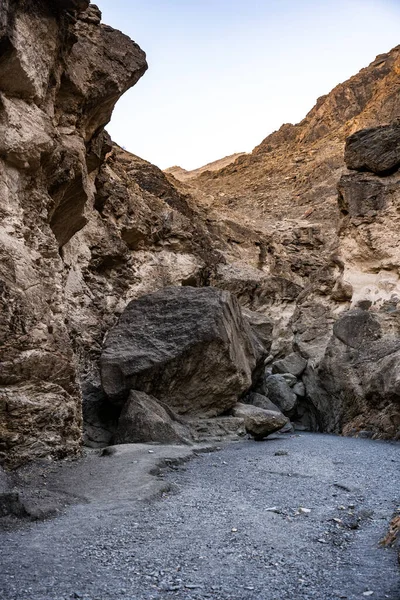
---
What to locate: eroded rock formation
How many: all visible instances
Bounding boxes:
[0,0,147,467]
[170,47,400,439]
[1,2,399,468]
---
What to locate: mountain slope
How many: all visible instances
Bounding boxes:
[189,46,400,225]
[165,153,246,182]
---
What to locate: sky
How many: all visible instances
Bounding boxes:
[99,0,400,171]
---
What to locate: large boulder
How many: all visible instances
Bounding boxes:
[100,286,264,416]
[332,308,381,349]
[246,392,281,413]
[114,391,191,445]
[272,352,307,377]
[265,374,298,413]
[232,403,288,440]
[344,123,400,175]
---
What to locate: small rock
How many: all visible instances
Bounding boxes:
[274,450,289,456]
[358,430,373,439]
[279,421,294,434]
[363,592,374,597]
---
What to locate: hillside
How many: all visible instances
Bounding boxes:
[165,152,246,181]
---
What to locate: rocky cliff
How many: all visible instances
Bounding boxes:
[167,46,400,439]
[0,0,147,466]
[0,3,399,468]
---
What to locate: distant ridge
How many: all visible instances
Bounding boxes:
[165,152,246,181]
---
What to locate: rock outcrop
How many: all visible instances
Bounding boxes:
[1,1,400,468]
[344,122,400,175]
[300,120,400,437]
[101,286,265,416]
[0,0,147,467]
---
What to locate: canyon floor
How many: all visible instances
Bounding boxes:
[1,434,399,600]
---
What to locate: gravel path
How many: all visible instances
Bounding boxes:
[1,433,399,600]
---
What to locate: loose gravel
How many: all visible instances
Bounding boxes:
[1,433,399,600]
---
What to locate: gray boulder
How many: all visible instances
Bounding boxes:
[265,374,297,413]
[246,392,281,413]
[232,403,288,440]
[101,286,263,416]
[272,353,307,377]
[114,391,191,445]
[344,123,400,175]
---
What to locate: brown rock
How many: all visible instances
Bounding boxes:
[232,403,288,440]
[0,0,147,467]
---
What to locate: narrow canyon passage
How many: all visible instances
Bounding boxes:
[1,434,399,600]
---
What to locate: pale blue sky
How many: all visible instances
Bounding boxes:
[100,0,400,170]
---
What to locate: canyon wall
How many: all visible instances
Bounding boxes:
[0,0,147,466]
[0,3,399,467]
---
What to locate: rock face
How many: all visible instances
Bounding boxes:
[300,126,400,437]
[344,123,400,175]
[114,391,191,445]
[0,0,147,467]
[1,2,400,468]
[101,286,264,416]
[304,308,400,437]
[180,48,400,440]
[232,403,288,439]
